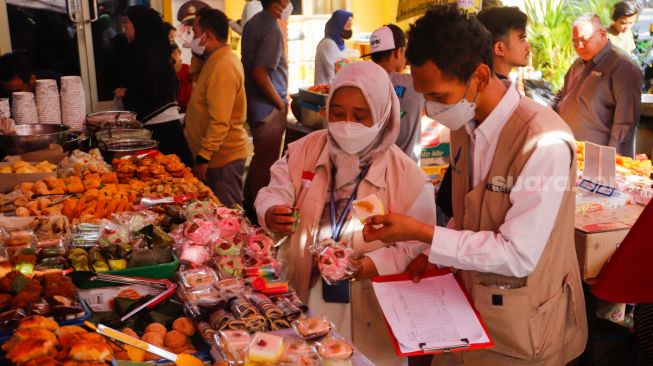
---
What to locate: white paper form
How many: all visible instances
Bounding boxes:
[373,274,490,354]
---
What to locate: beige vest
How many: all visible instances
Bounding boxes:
[450,97,587,365]
[277,130,429,366]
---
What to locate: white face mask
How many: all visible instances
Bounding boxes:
[280,2,293,20]
[328,121,381,155]
[425,80,478,131]
[190,33,206,55]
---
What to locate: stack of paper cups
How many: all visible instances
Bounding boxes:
[11,92,38,124]
[35,79,62,124]
[60,76,86,131]
[0,98,9,119]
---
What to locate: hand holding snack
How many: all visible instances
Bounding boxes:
[352,194,384,224]
[363,213,434,244]
[264,205,298,235]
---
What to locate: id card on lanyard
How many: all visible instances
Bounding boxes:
[322,164,370,304]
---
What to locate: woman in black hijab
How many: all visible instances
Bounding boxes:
[117,6,193,166]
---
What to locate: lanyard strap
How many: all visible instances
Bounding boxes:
[330,165,369,241]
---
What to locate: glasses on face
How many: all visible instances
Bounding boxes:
[573,31,600,47]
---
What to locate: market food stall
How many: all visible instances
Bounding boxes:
[0,113,373,366]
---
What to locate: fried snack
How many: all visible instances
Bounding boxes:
[62,361,108,366]
[55,326,87,347]
[4,161,57,174]
[55,325,86,337]
[65,177,84,194]
[0,293,12,311]
[42,205,63,216]
[163,330,188,349]
[16,206,31,217]
[67,339,113,362]
[42,273,77,299]
[6,338,57,365]
[61,198,78,219]
[25,356,62,366]
[17,315,59,332]
[141,332,164,347]
[12,280,43,309]
[3,328,58,352]
[144,322,167,336]
[0,270,20,292]
[120,328,139,339]
[150,164,166,176]
[37,197,52,211]
[172,317,195,337]
[33,181,50,196]
[19,182,34,196]
[44,176,59,190]
[100,173,117,184]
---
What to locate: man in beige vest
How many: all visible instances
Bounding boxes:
[363,6,587,366]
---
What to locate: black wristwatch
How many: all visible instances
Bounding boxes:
[195,155,209,164]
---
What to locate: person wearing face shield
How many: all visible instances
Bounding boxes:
[255,62,436,366]
[314,10,355,85]
[241,0,293,224]
[363,6,587,366]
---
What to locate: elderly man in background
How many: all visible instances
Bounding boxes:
[554,14,642,157]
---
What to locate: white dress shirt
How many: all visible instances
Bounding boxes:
[257,156,436,275]
[429,83,573,278]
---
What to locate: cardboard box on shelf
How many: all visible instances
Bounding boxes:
[3,144,66,164]
[574,205,644,280]
[575,229,628,280]
[0,164,56,193]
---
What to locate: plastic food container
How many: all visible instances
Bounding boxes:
[180,267,220,289]
[292,315,332,341]
[179,284,224,307]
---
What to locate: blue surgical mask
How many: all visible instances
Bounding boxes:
[425,79,478,131]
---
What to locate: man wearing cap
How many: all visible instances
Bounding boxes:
[365,24,424,162]
[176,0,211,82]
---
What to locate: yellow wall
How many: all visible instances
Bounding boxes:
[351,0,402,34]
[225,0,247,20]
[162,0,245,22]
[161,0,411,34]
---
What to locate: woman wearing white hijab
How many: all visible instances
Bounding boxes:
[255,62,436,366]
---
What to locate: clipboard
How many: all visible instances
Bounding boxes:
[372,269,494,356]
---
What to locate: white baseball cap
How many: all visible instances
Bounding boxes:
[362,25,405,58]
